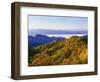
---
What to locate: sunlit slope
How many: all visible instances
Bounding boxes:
[28,36,88,66]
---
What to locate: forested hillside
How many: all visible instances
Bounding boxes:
[28,36,88,66]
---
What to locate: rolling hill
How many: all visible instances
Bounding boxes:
[28,35,88,66]
[28,34,65,48]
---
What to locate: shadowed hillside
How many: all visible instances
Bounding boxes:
[28,34,65,48]
[28,36,88,66]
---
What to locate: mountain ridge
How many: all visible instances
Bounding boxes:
[28,34,65,48]
[29,29,87,35]
[28,35,88,66]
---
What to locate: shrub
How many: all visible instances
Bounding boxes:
[65,49,72,58]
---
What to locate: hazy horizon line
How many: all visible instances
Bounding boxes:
[29,28,87,31]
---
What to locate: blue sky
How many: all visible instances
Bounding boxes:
[28,15,88,31]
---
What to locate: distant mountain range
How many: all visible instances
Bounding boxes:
[28,34,65,48]
[29,29,87,35]
[28,34,88,48]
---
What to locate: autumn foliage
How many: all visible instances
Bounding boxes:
[28,36,88,66]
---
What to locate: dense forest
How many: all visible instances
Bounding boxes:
[28,36,88,66]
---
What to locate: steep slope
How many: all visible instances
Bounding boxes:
[28,36,88,66]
